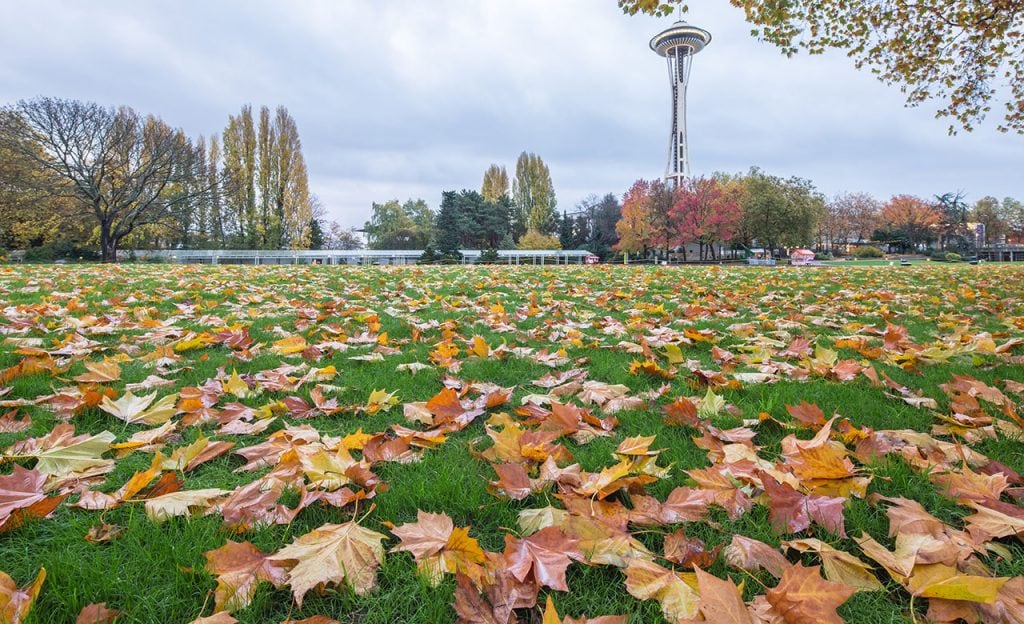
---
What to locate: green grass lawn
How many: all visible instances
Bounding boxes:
[1,263,1022,623]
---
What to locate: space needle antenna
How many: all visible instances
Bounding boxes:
[649,14,712,186]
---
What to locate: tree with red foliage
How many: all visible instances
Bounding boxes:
[670,177,741,261]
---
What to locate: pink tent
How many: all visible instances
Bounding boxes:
[789,249,815,265]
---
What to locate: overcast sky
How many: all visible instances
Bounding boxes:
[2,1,1021,228]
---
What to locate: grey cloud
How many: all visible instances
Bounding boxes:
[1,0,1020,229]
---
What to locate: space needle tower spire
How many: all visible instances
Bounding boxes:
[650,15,711,187]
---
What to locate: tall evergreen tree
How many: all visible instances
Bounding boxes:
[558,211,575,250]
[308,218,325,250]
[589,193,622,258]
[435,191,463,257]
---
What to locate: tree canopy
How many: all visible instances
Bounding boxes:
[619,0,1024,133]
[0,97,207,262]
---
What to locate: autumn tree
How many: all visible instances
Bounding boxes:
[258,106,276,246]
[512,152,557,239]
[0,97,207,262]
[206,135,225,248]
[0,126,88,253]
[618,0,1024,133]
[840,192,881,245]
[323,222,365,250]
[481,164,510,203]
[516,228,562,250]
[364,199,434,249]
[615,179,654,257]
[818,192,880,251]
[739,168,825,256]
[1001,197,1024,243]
[646,179,682,260]
[670,176,741,261]
[221,105,312,249]
[971,196,1007,245]
[880,195,942,250]
[222,105,258,247]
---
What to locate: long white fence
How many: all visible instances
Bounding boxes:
[133,249,595,266]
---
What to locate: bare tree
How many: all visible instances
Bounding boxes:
[826,192,881,249]
[325,222,365,250]
[0,97,208,262]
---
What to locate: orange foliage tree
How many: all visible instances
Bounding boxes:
[880,195,943,250]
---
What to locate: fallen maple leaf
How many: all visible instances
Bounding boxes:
[722,535,789,578]
[75,602,122,624]
[0,466,46,526]
[71,361,121,384]
[765,563,854,624]
[0,410,30,433]
[390,510,487,585]
[204,540,287,612]
[518,507,570,536]
[663,529,719,569]
[978,576,1024,623]
[281,617,340,624]
[785,401,826,427]
[0,567,45,624]
[364,388,399,414]
[541,594,627,624]
[964,499,1024,541]
[452,569,535,624]
[490,463,535,501]
[783,538,884,592]
[269,521,387,605]
[562,514,654,568]
[681,567,754,624]
[907,563,1008,603]
[504,526,584,592]
[272,335,308,355]
[761,473,847,537]
[27,430,116,478]
[100,391,179,425]
[188,613,237,624]
[623,558,699,621]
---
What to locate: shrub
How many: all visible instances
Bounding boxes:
[851,246,884,258]
[945,252,962,262]
[479,248,500,264]
[816,252,833,261]
[517,229,561,250]
[23,242,100,262]
[418,246,439,264]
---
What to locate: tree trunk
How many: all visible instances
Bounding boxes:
[100,222,117,263]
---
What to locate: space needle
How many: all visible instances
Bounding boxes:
[650,18,711,187]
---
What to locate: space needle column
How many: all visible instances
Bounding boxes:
[650,21,711,187]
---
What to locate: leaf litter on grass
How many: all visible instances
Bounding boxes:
[0,263,1023,623]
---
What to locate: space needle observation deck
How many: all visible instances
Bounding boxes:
[650,20,712,186]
